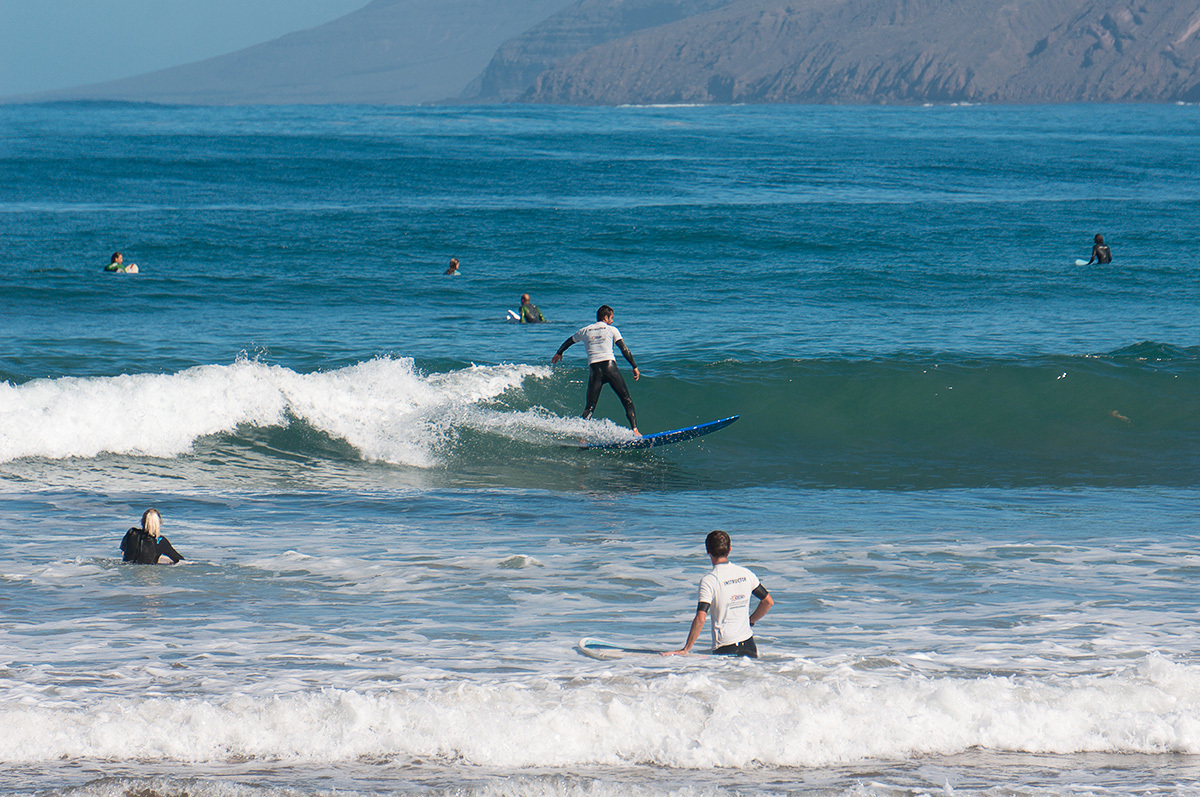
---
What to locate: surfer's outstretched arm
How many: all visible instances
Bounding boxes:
[550,337,575,365]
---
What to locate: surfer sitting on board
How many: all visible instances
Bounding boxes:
[519,293,546,323]
[664,530,773,658]
[551,304,640,435]
[120,508,184,565]
[103,252,138,274]
[1086,234,1112,265]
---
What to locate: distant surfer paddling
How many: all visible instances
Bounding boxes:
[1086,234,1112,265]
[665,530,773,658]
[552,304,640,435]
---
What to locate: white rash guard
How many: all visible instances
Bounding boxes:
[571,322,625,364]
[698,561,761,650]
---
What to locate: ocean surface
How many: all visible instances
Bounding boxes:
[2,101,1200,797]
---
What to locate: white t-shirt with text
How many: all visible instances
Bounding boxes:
[698,561,761,650]
[571,322,624,364]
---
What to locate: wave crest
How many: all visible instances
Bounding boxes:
[0,358,550,467]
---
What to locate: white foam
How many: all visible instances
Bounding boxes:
[0,358,554,467]
[2,655,1199,768]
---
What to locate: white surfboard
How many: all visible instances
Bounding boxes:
[576,636,712,660]
[576,637,667,659]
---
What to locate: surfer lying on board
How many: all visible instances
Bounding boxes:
[665,530,773,658]
[1086,234,1112,265]
[551,304,640,435]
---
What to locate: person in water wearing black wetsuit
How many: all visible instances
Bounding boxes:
[1087,234,1112,265]
[120,508,184,564]
[551,304,640,435]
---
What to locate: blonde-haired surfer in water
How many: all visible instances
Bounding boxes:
[120,508,184,565]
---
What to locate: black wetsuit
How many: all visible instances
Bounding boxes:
[520,304,545,323]
[584,359,636,427]
[1091,244,1112,264]
[120,528,184,564]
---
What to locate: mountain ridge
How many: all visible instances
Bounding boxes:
[8,0,1200,106]
[508,0,1200,104]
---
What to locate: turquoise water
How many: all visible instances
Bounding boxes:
[3,102,1200,796]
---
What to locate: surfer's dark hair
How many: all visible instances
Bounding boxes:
[1094,234,1105,244]
[596,304,614,321]
[706,529,731,558]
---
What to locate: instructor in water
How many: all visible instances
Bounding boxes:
[552,304,640,435]
[665,530,774,658]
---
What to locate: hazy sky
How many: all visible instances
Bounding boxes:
[0,0,370,97]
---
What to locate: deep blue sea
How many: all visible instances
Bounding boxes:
[3,101,1200,797]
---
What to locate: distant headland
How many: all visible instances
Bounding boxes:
[9,0,1200,106]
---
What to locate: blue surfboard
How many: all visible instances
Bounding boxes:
[575,414,739,450]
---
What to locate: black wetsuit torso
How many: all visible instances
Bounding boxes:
[120,528,184,564]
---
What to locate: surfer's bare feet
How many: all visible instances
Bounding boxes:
[632,428,640,437]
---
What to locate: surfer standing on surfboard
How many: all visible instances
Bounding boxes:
[551,304,640,436]
[664,530,773,658]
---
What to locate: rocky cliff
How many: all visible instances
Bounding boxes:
[487,0,1200,104]
[463,0,736,101]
